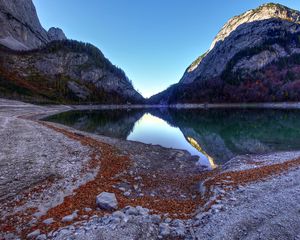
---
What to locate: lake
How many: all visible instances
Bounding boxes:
[45,108,300,168]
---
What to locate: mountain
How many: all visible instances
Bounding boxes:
[149,3,300,104]
[0,0,144,104]
[0,0,66,50]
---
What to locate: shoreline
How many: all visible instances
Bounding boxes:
[47,102,300,110]
[1,98,300,239]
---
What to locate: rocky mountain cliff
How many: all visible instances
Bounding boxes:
[0,0,66,50]
[149,3,300,104]
[0,41,144,104]
[0,0,144,104]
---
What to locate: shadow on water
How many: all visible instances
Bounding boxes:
[45,109,145,139]
[45,108,300,166]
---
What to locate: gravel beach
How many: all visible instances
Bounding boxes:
[1,99,300,240]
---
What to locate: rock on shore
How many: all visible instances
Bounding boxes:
[96,192,118,211]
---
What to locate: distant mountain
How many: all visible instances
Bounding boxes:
[0,0,144,104]
[149,3,300,104]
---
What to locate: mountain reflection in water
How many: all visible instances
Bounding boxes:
[45,108,300,167]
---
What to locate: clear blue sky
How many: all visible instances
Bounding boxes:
[33,0,300,98]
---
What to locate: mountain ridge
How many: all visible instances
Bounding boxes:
[182,2,300,84]
[149,2,300,104]
[0,0,144,104]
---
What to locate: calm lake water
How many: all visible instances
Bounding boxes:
[45,108,300,168]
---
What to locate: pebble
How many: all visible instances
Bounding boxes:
[195,212,211,220]
[96,192,118,211]
[84,207,92,212]
[47,231,53,237]
[36,234,47,240]
[62,212,78,222]
[27,229,41,239]
[43,218,55,225]
[69,226,75,231]
[150,193,155,197]
[218,189,226,194]
[136,206,149,215]
[33,212,43,218]
[109,217,121,224]
[112,211,126,220]
[173,226,186,236]
[123,191,131,197]
[124,206,138,215]
[57,229,69,235]
[211,204,224,211]
[151,214,161,223]
[159,223,170,236]
[28,218,38,227]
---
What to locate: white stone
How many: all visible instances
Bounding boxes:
[27,229,41,239]
[96,192,118,211]
[62,212,78,222]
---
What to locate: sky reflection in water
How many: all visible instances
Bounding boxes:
[127,113,210,167]
[45,108,300,170]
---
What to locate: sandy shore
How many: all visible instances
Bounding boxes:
[1,99,300,239]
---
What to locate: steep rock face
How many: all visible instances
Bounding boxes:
[211,3,300,50]
[0,41,144,104]
[0,1,143,104]
[182,19,300,84]
[48,27,67,41]
[182,3,300,84]
[0,0,66,50]
[149,3,300,104]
